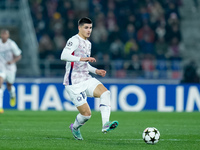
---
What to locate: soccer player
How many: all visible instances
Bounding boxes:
[61,17,118,140]
[0,29,22,113]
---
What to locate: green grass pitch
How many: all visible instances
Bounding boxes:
[0,110,200,150]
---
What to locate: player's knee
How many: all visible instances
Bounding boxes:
[81,110,92,116]
[7,85,12,91]
[0,78,4,87]
[85,111,92,116]
[100,90,111,106]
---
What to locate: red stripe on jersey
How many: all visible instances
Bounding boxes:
[71,52,74,67]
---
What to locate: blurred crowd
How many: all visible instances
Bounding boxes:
[29,0,183,79]
[0,0,20,9]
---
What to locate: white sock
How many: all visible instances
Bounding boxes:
[100,105,111,127]
[73,113,91,130]
[0,88,3,108]
[100,91,111,127]
[9,85,16,98]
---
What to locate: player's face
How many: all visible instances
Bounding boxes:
[79,23,92,39]
[1,31,9,42]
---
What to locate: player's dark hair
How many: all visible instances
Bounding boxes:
[78,17,92,26]
[1,29,9,34]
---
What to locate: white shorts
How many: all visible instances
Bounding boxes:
[65,78,102,107]
[0,70,16,84]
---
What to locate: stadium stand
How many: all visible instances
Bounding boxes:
[28,0,185,79]
[0,0,189,79]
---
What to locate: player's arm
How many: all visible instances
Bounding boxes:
[8,41,22,65]
[80,57,96,62]
[88,63,106,77]
[60,38,80,62]
[61,38,96,62]
[7,55,21,65]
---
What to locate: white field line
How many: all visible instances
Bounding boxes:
[98,139,200,142]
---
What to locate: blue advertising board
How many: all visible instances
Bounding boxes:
[2,83,200,112]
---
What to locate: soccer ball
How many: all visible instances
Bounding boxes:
[142,127,160,144]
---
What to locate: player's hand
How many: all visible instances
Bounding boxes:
[96,69,106,77]
[80,57,96,62]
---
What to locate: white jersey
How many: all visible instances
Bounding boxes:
[62,34,93,85]
[0,38,22,72]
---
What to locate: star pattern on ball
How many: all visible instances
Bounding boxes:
[144,129,150,136]
[153,129,158,134]
[150,137,156,144]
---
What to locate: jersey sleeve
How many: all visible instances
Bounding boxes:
[11,41,22,56]
[88,63,97,74]
[60,37,81,62]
